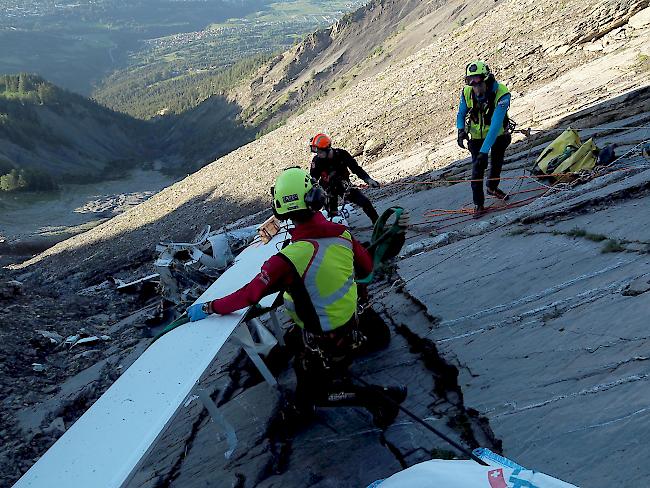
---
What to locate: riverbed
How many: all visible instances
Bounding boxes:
[0,169,176,263]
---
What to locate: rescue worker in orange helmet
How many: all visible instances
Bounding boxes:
[309,133,380,224]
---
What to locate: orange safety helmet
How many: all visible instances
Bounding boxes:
[310,133,332,153]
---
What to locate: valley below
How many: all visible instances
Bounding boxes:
[0,169,175,266]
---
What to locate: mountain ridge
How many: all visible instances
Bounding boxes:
[12,0,649,285]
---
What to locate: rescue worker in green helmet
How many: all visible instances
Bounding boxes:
[187,168,406,428]
[456,61,512,215]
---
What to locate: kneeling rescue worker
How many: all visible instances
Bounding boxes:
[310,133,381,224]
[187,167,407,428]
[456,60,512,216]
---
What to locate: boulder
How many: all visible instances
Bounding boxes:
[364,138,386,157]
[622,276,650,296]
[628,7,650,28]
[0,280,23,299]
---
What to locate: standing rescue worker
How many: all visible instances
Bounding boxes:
[456,61,512,215]
[310,133,380,224]
[187,168,406,428]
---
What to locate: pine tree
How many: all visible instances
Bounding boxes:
[0,169,20,191]
[18,73,26,94]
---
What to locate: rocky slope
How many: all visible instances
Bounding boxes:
[7,90,648,488]
[373,110,650,488]
[13,0,649,286]
[2,0,650,486]
[231,0,515,128]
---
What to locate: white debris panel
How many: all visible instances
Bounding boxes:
[373,458,577,488]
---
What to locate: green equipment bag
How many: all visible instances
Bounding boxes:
[357,206,407,285]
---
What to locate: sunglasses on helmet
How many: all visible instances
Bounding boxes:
[466,75,485,86]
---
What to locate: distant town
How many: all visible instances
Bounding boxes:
[144,14,344,51]
[0,1,362,26]
[1,1,83,22]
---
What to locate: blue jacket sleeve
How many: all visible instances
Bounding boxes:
[456,90,468,130]
[480,93,511,153]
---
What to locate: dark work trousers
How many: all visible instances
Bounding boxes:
[468,134,512,207]
[285,320,402,430]
[292,323,359,411]
[328,186,379,224]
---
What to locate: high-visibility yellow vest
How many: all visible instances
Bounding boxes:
[280,230,357,332]
[463,82,510,140]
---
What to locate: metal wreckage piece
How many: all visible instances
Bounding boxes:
[154,220,280,306]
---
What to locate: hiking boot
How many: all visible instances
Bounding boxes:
[367,385,407,429]
[268,398,315,442]
[486,187,509,201]
[383,385,408,404]
[473,205,485,219]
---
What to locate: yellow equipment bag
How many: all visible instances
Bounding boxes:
[535,129,598,177]
[555,138,598,174]
[535,129,580,174]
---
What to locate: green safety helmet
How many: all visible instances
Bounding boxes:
[271,167,325,217]
[465,60,492,84]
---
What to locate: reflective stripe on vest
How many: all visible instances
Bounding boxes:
[463,82,510,140]
[280,232,357,332]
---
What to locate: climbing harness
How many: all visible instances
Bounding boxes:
[302,322,366,371]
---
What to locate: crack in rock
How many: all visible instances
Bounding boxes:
[495,373,650,419]
[381,432,408,469]
[375,288,503,455]
[435,278,631,344]
[439,259,635,328]
[529,405,650,443]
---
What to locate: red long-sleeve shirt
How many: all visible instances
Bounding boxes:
[209,212,372,315]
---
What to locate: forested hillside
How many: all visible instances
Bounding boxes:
[94,54,272,120]
[91,0,367,118]
[0,74,150,190]
[0,67,274,183]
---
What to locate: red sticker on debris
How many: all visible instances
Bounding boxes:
[488,468,508,488]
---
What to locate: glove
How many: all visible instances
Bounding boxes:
[365,178,380,188]
[457,129,469,149]
[187,302,211,322]
[476,152,489,166]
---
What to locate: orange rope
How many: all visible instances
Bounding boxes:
[410,185,553,226]
[428,193,545,230]
[368,162,648,229]
[386,166,640,185]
